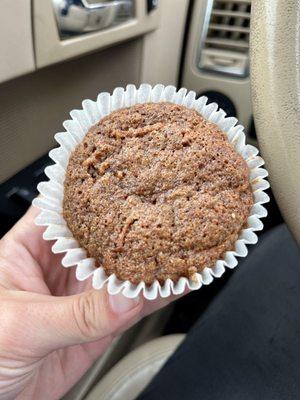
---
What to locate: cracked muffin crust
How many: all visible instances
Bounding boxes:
[63,102,253,285]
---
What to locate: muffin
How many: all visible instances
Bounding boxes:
[63,102,253,285]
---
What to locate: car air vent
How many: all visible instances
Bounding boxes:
[198,0,251,77]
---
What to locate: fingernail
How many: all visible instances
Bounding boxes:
[109,293,140,315]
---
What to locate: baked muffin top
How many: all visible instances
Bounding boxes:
[63,102,253,285]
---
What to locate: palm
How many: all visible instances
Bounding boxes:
[0,207,176,399]
[0,207,112,399]
[1,207,89,296]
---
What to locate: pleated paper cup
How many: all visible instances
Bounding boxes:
[33,84,270,300]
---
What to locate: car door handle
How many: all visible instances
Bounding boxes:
[52,0,133,34]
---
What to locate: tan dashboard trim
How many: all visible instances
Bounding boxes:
[181,0,252,136]
[0,0,35,84]
[140,0,189,86]
[33,0,161,68]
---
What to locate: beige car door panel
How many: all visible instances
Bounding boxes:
[0,0,35,83]
[0,39,141,183]
[0,0,188,184]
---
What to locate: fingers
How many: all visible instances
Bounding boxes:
[42,290,142,352]
[1,289,142,356]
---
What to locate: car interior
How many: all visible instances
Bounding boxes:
[0,0,298,399]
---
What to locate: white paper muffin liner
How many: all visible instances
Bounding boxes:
[33,84,269,300]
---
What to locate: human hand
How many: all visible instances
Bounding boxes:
[0,206,177,400]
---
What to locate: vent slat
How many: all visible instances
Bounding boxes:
[211,10,250,18]
[205,38,249,50]
[208,23,250,34]
[214,0,250,4]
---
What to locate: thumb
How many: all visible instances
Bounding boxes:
[3,289,142,355]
